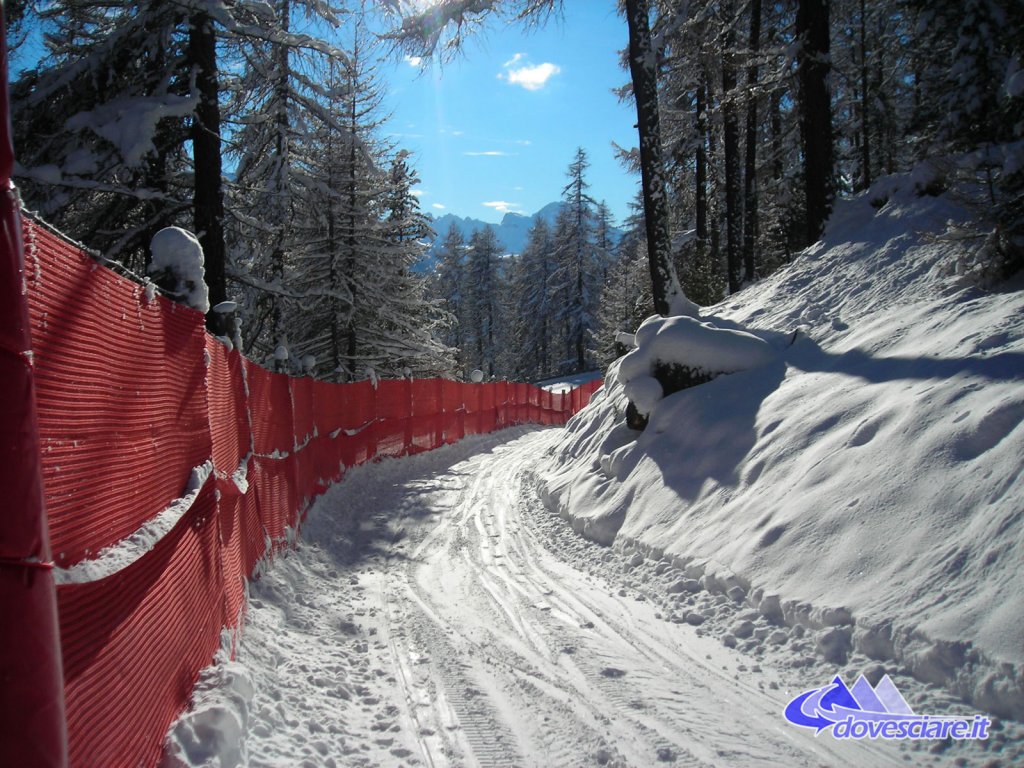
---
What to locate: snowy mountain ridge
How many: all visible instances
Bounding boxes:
[426,201,564,257]
[418,201,624,272]
[541,172,1024,721]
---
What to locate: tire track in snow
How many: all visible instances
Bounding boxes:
[386,429,905,768]
[386,571,525,768]
[232,428,908,767]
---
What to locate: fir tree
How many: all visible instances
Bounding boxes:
[508,217,556,380]
[432,222,468,363]
[11,0,192,272]
[463,226,503,377]
[550,148,601,373]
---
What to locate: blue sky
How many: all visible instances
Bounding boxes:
[9,2,640,227]
[380,1,639,225]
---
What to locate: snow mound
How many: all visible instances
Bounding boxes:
[164,631,254,768]
[149,227,209,313]
[541,176,1024,721]
[618,315,777,416]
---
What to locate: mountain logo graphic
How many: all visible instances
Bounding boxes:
[783,675,990,741]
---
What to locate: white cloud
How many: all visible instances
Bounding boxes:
[504,53,526,67]
[404,55,423,67]
[514,139,532,146]
[500,61,561,91]
[464,150,515,157]
[432,203,446,210]
[411,188,425,197]
[483,201,522,214]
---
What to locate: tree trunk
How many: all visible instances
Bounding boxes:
[695,79,708,260]
[742,0,762,283]
[769,56,783,183]
[707,91,721,267]
[270,0,291,346]
[189,11,228,334]
[722,3,742,294]
[326,63,340,378]
[624,0,693,317]
[796,0,835,245]
[858,0,872,191]
[344,46,359,381]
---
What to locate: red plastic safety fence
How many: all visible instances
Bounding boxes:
[339,379,378,466]
[24,219,212,568]
[58,482,223,767]
[478,382,497,435]
[0,10,68,764]
[206,338,250,480]
[246,359,294,457]
[12,217,603,767]
[376,378,412,459]
[411,378,443,454]
[290,375,316,452]
[216,476,258,628]
[441,379,465,444]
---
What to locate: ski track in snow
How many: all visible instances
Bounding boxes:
[193,426,1023,768]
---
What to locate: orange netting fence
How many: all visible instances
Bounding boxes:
[17,216,601,766]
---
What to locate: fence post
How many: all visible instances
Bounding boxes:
[0,9,69,764]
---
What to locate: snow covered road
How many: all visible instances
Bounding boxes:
[172,427,948,767]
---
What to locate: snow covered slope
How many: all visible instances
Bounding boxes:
[541,175,1024,721]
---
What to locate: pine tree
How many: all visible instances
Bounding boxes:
[507,217,556,380]
[432,222,468,362]
[549,149,601,373]
[189,7,229,334]
[463,226,503,377]
[623,0,696,316]
[594,206,652,367]
[593,200,618,287]
[721,0,743,293]
[742,0,763,283]
[222,0,349,362]
[364,150,454,378]
[11,1,192,271]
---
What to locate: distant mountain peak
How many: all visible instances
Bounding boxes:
[416,201,620,273]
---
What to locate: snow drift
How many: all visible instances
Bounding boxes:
[541,173,1024,721]
[618,314,778,417]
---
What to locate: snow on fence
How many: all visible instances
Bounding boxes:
[15,216,602,766]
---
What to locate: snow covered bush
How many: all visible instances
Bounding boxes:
[148,227,210,313]
[617,314,777,429]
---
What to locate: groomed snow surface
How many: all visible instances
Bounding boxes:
[165,176,1023,766]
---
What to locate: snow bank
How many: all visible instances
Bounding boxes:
[163,631,254,768]
[149,227,210,313]
[537,369,603,394]
[618,315,777,416]
[541,176,1024,720]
